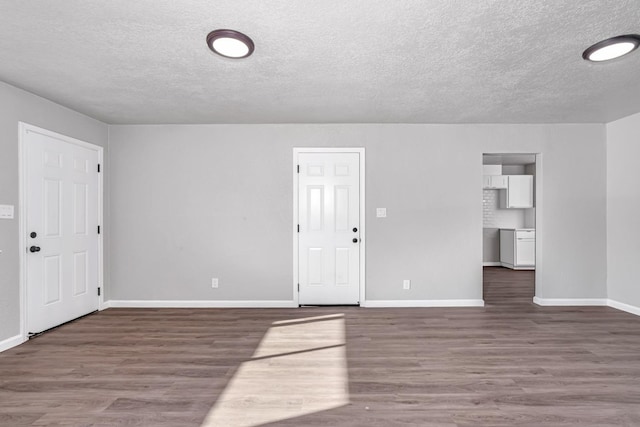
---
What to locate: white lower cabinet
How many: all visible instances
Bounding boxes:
[500,229,535,270]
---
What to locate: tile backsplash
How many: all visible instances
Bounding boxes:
[483,189,530,228]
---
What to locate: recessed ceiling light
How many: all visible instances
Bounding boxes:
[582,34,640,62]
[206,29,254,59]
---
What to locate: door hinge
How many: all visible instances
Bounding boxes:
[97,164,101,173]
[97,225,101,234]
[297,165,300,173]
[297,224,300,233]
[97,287,101,296]
[297,283,300,292]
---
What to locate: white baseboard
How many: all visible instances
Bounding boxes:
[363,299,484,308]
[107,299,486,309]
[607,299,640,317]
[483,262,502,267]
[533,297,608,306]
[104,300,298,308]
[0,334,25,353]
[500,262,535,270]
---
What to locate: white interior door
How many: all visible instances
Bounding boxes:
[298,152,360,305]
[24,127,100,334]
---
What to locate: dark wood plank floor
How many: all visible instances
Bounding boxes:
[483,266,535,306]
[1,269,640,426]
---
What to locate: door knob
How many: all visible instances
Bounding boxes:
[352,238,358,243]
[29,246,41,253]
[352,227,358,232]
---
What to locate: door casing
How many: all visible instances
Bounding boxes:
[18,122,104,341]
[481,152,543,303]
[293,147,366,306]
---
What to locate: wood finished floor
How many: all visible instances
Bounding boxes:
[1,268,640,426]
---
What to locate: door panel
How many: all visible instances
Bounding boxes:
[25,127,100,334]
[334,186,350,231]
[73,251,89,296]
[74,183,88,234]
[298,152,360,305]
[43,255,62,304]
[44,179,62,236]
[308,186,324,231]
[308,248,324,285]
[335,248,350,285]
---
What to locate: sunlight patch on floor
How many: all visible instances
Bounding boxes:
[271,313,345,326]
[201,314,349,427]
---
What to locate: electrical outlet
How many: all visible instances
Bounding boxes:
[403,279,411,290]
[0,205,14,219]
[376,208,387,218]
[211,278,219,288]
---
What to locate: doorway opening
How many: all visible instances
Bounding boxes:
[482,153,537,306]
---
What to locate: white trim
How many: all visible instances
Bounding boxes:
[534,153,543,302]
[362,299,485,308]
[533,298,640,316]
[292,147,366,307]
[105,300,298,308]
[500,262,534,270]
[483,262,502,267]
[533,297,607,306]
[293,148,366,153]
[98,146,105,312]
[607,299,640,317]
[480,152,543,300]
[0,334,25,353]
[292,151,298,306]
[18,122,105,341]
[18,124,27,342]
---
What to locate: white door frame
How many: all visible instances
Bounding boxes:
[533,153,543,302]
[18,122,105,341]
[293,147,366,306]
[481,152,543,303]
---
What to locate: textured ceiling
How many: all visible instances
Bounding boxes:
[0,1,639,124]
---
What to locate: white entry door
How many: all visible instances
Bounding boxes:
[23,125,101,334]
[298,152,361,305]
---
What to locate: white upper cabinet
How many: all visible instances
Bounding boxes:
[482,175,508,189]
[501,175,534,208]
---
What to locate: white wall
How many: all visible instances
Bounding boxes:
[108,123,607,304]
[0,82,108,344]
[483,228,500,263]
[606,112,640,310]
[502,165,526,175]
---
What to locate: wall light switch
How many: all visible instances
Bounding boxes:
[0,205,14,219]
[376,208,387,218]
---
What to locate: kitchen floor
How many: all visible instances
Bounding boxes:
[483,266,534,306]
